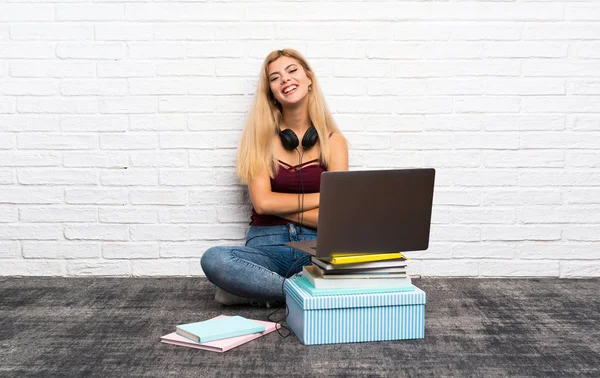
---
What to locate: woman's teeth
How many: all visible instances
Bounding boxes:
[283,85,297,94]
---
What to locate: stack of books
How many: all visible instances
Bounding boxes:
[160,315,280,353]
[297,252,414,296]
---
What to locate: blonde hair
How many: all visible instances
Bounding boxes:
[236,49,344,184]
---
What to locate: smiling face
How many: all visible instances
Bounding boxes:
[267,56,313,108]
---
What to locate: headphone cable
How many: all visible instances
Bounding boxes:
[267,255,307,337]
[296,148,305,234]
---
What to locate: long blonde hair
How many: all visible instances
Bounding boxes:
[236,49,344,184]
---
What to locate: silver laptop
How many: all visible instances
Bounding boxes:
[285,168,435,258]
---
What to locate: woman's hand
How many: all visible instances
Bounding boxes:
[279,208,319,229]
[248,170,320,215]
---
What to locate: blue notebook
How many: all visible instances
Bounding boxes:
[175,315,266,343]
[295,275,416,296]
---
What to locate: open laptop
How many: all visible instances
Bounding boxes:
[285,168,435,258]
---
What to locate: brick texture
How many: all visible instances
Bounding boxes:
[1,1,598,277]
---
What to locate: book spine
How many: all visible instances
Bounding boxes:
[175,330,200,343]
[328,253,404,265]
[199,328,265,343]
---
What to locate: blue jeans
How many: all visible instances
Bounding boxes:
[200,224,317,302]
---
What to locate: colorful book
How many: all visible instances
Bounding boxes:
[309,265,407,279]
[312,264,406,276]
[175,315,265,343]
[315,252,406,265]
[311,256,407,271]
[295,275,415,296]
[302,266,412,290]
[161,315,280,353]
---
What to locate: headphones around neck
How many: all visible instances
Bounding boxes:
[279,126,318,151]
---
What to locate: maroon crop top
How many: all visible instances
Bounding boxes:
[250,158,326,226]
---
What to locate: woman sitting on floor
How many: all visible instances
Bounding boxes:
[200,48,348,306]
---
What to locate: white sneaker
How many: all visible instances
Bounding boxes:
[214,288,253,306]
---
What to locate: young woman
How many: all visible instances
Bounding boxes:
[200,49,348,306]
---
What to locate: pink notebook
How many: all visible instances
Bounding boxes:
[160,315,280,353]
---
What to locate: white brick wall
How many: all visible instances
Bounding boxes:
[0,1,599,278]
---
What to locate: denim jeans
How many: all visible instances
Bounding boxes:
[200,224,317,302]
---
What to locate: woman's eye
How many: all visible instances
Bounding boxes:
[289,69,297,73]
[270,77,278,82]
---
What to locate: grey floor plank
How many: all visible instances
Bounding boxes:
[1,277,599,378]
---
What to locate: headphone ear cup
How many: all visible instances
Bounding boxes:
[302,126,319,149]
[279,129,299,151]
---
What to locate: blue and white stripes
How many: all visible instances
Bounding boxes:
[284,277,426,345]
[285,277,426,310]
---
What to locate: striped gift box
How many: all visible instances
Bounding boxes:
[284,277,426,345]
